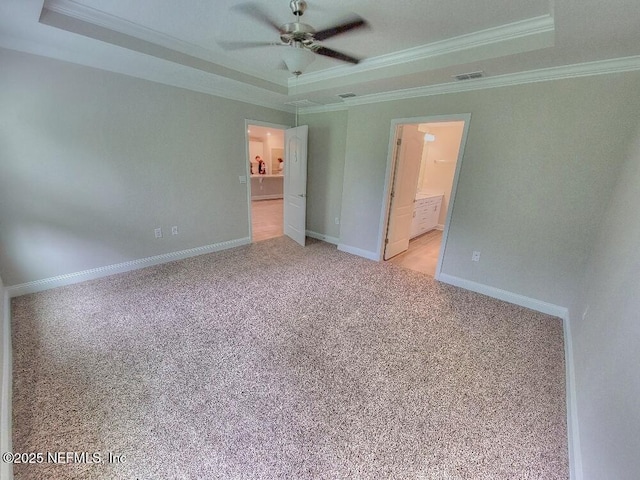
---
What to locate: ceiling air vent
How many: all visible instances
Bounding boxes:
[453,71,484,81]
[337,92,357,99]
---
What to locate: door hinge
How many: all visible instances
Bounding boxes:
[385,238,389,244]
[396,138,402,146]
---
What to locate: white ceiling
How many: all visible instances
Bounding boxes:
[248,124,284,144]
[2,0,640,112]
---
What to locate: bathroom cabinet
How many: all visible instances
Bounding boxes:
[410,193,443,238]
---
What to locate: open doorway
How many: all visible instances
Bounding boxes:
[246,122,288,242]
[380,114,470,277]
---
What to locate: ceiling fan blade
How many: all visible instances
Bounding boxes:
[232,3,284,33]
[312,45,361,64]
[313,16,368,41]
[218,40,284,50]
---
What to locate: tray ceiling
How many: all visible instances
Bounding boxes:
[1,0,640,111]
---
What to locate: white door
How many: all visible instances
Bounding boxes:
[384,125,423,260]
[284,125,308,246]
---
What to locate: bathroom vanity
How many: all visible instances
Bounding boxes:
[410,193,443,238]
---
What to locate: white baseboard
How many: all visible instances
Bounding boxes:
[437,273,568,318]
[337,243,379,261]
[6,237,251,298]
[563,310,583,480]
[0,287,12,480]
[437,273,581,480]
[1,237,249,480]
[306,230,339,245]
[251,194,283,201]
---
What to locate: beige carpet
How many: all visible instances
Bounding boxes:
[11,237,568,479]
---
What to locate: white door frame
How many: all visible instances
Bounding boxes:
[244,119,291,242]
[376,113,472,280]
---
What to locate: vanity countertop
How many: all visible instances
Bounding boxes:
[415,191,444,200]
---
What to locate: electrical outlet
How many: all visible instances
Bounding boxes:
[472,251,481,262]
[171,226,178,235]
[335,217,340,225]
[154,228,163,239]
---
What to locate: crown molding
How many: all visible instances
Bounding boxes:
[299,103,348,114]
[0,40,295,114]
[289,14,555,89]
[43,0,288,88]
[20,2,640,116]
[44,0,556,97]
[298,55,640,113]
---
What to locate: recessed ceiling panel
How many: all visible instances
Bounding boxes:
[2,0,639,111]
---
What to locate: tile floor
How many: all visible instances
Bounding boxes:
[251,199,283,242]
[387,229,443,276]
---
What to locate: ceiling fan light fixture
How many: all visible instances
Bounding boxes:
[224,1,368,72]
[282,45,315,75]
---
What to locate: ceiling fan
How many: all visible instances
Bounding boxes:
[220,0,369,76]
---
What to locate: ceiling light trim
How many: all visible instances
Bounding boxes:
[289,14,555,88]
[299,55,640,112]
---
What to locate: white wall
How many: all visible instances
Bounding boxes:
[418,123,464,225]
[338,73,640,308]
[265,134,283,175]
[331,72,640,478]
[0,275,11,480]
[299,110,349,241]
[569,123,640,480]
[0,48,293,287]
